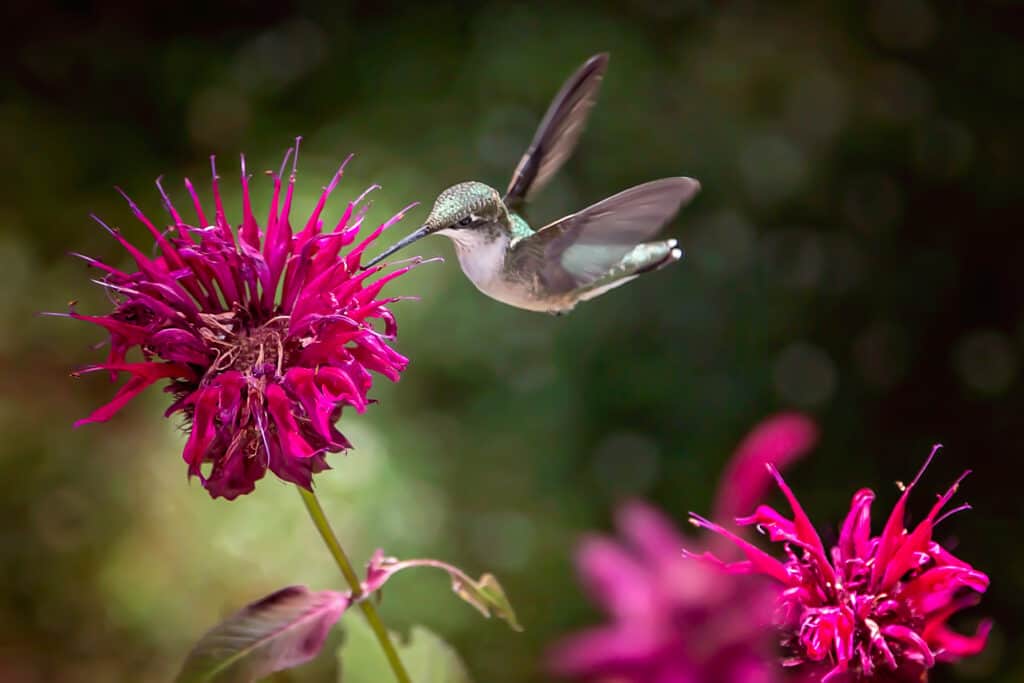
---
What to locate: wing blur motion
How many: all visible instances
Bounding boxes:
[509,177,700,294]
[503,53,609,211]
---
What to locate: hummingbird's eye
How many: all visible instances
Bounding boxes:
[457,216,473,227]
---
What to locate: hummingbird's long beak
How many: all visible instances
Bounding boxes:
[362,224,432,269]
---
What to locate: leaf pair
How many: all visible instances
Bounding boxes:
[363,551,523,632]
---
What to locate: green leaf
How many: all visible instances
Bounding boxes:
[449,572,523,633]
[364,553,523,632]
[176,586,349,683]
[337,614,473,683]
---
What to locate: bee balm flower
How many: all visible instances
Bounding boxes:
[548,414,818,683]
[689,445,991,682]
[58,142,425,499]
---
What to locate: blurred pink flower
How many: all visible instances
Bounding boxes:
[690,445,990,682]
[57,141,426,499]
[549,414,818,683]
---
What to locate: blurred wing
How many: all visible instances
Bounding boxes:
[511,177,699,293]
[503,53,609,211]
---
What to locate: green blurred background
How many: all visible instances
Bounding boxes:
[2,1,1020,681]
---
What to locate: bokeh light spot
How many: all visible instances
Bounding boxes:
[773,342,838,407]
[382,481,450,548]
[470,510,536,571]
[953,330,1018,395]
[589,431,661,497]
[187,87,251,150]
[853,321,910,389]
[231,20,327,94]
[762,228,825,290]
[785,67,849,149]
[738,133,807,205]
[690,209,756,278]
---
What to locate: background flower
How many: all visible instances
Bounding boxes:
[690,446,990,682]
[549,414,817,683]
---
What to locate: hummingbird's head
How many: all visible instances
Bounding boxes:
[362,181,503,268]
[423,181,503,234]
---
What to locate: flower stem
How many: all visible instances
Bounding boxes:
[297,486,412,683]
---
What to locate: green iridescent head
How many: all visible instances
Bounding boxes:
[361,181,504,268]
[423,181,503,232]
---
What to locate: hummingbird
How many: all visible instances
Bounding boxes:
[363,53,701,314]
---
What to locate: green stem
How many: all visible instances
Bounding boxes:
[297,486,412,683]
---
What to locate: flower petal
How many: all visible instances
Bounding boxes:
[687,514,793,585]
[617,500,687,567]
[73,362,194,427]
[837,488,875,564]
[266,382,316,460]
[547,623,663,677]
[575,535,657,621]
[714,413,818,522]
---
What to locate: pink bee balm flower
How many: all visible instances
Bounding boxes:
[548,414,818,683]
[56,141,427,500]
[689,445,991,682]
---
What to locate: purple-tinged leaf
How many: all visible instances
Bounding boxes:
[176,586,350,683]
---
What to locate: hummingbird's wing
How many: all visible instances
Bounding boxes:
[503,53,609,211]
[509,177,700,294]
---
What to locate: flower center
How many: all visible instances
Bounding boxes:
[199,313,294,380]
[781,555,929,677]
[232,321,289,375]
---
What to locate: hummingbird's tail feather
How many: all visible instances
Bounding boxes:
[634,238,684,274]
[575,274,640,303]
[575,238,682,303]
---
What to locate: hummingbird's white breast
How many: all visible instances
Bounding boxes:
[439,228,549,311]
[441,228,509,285]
